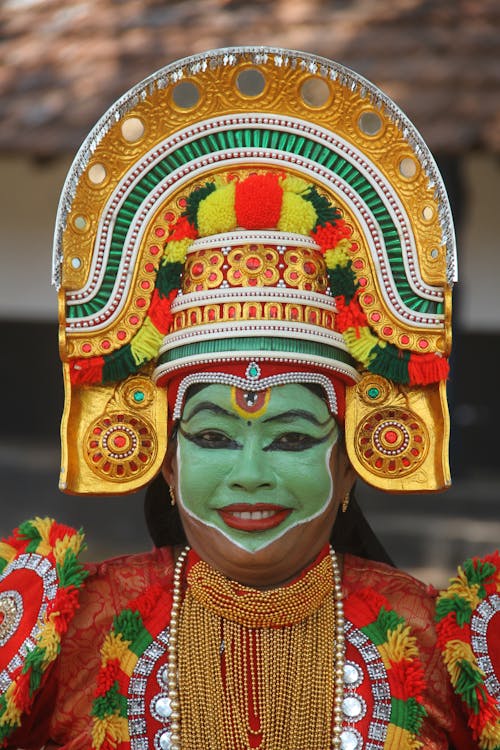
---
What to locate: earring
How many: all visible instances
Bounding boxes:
[341,492,350,513]
[169,486,176,507]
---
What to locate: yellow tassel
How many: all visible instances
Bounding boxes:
[37,619,60,663]
[164,237,191,264]
[197,182,236,236]
[441,640,477,684]
[0,542,17,565]
[130,318,164,365]
[278,192,317,235]
[385,724,421,749]
[280,175,310,194]
[0,683,22,726]
[100,632,132,664]
[343,327,379,366]
[378,623,419,666]
[31,517,53,556]
[324,243,352,269]
[481,719,500,749]
[92,715,129,746]
[442,569,482,610]
[53,533,84,566]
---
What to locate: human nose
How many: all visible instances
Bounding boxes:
[226,435,275,491]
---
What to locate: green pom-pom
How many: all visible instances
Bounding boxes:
[369,343,410,384]
[327,265,359,302]
[303,185,341,227]
[435,594,473,626]
[91,681,128,719]
[156,261,184,296]
[56,549,88,588]
[455,659,486,713]
[182,182,216,228]
[113,609,143,643]
[463,558,496,593]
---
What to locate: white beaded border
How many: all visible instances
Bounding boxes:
[470,593,500,705]
[171,285,337,313]
[54,47,455,293]
[0,553,58,693]
[63,147,444,333]
[169,370,341,420]
[188,230,320,252]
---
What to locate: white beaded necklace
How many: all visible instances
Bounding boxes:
[167,546,345,750]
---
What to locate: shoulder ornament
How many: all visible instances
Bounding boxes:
[0,517,87,744]
[436,551,500,749]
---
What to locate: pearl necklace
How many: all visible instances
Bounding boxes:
[167,546,345,750]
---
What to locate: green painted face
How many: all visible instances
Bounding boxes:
[177,383,339,552]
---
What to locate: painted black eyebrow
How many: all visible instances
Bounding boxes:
[262,409,333,427]
[181,401,239,423]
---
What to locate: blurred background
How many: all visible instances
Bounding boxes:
[1,0,499,586]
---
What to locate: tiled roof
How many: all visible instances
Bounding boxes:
[2,0,500,157]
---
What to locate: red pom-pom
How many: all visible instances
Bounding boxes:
[235,173,283,229]
[168,215,198,242]
[334,295,368,334]
[95,659,121,697]
[311,220,352,252]
[148,289,176,334]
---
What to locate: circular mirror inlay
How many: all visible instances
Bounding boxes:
[422,205,435,221]
[300,77,331,107]
[121,116,145,142]
[358,110,382,136]
[73,215,88,231]
[399,156,417,179]
[71,257,82,269]
[88,163,107,185]
[172,81,200,109]
[236,68,266,97]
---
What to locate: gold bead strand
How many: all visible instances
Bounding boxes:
[330,546,345,750]
[168,546,189,750]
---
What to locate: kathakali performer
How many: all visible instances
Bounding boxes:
[0,47,499,750]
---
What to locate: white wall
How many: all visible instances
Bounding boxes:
[1,154,499,330]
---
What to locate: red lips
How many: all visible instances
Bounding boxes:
[217,504,292,531]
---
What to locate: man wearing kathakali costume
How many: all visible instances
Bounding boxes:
[0,47,498,750]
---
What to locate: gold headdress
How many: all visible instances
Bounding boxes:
[54,47,455,495]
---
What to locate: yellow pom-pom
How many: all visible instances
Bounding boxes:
[325,243,352,269]
[281,175,310,194]
[278,192,317,235]
[130,318,164,366]
[197,182,236,236]
[343,326,379,366]
[164,238,191,264]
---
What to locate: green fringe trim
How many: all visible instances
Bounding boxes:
[156,261,184,296]
[327,265,359,302]
[0,559,7,574]
[303,186,341,228]
[368,343,410,383]
[0,695,13,740]
[56,548,88,589]
[455,659,487,713]
[361,606,404,646]
[435,594,473,626]
[91,681,128,719]
[390,697,427,733]
[113,609,144,643]
[102,346,141,384]
[182,181,216,228]
[463,558,496,592]
[129,628,154,659]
